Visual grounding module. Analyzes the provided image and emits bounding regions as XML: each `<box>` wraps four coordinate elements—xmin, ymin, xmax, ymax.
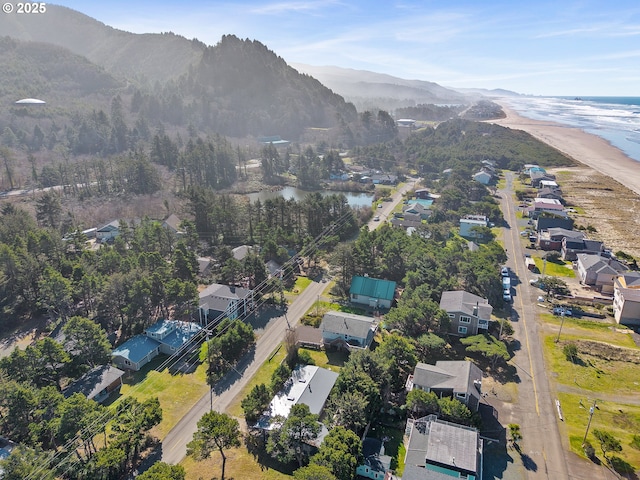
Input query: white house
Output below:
<box><xmin>613</xmin><ymin>272</ymin><xmax>640</xmax><ymax>326</ymax></box>
<box><xmin>459</xmin><ymin>215</ymin><xmax>489</xmax><ymax>238</ymax></box>
<box><xmin>320</xmin><ymin>311</ymin><xmax>378</xmax><ymax>350</ymax></box>
<box><xmin>96</xmin><ymin>220</ymin><xmax>120</xmax><ymax>242</ymax></box>
<box><xmin>199</xmin><ymin>283</ymin><xmax>253</xmax><ymax>324</ymax></box>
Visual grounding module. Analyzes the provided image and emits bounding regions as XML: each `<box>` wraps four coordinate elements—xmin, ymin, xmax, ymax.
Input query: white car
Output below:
<box><xmin>373</xmin><ymin>216</ymin><xmax>380</xmax><ymax>221</ymax></box>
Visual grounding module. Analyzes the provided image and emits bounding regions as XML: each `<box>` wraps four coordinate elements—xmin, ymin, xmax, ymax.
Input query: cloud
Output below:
<box><xmin>249</xmin><ymin>0</ymin><xmax>346</xmax><ymax>15</ymax></box>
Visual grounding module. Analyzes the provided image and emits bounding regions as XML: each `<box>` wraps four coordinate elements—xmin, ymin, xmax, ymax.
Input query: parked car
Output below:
<box><xmin>501</xmin><ymin>266</ymin><xmax>509</xmax><ymax>277</ymax></box>
<box><xmin>553</xmin><ymin>306</ymin><xmax>572</xmax><ymax>317</ymax></box>
<box><xmin>503</xmin><ymin>292</ymin><xmax>512</xmax><ymax>302</ymax></box>
<box><xmin>373</xmin><ymin>216</ymin><xmax>380</xmax><ymax>221</ymax></box>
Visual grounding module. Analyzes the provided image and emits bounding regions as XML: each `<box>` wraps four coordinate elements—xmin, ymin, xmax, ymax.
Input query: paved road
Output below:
<box><xmin>368</xmin><ymin>178</ymin><xmax>417</xmax><ymax>230</ymax></box>
<box><xmin>161</xmin><ymin>280</ymin><xmax>327</xmax><ymax>465</ymax></box>
<box><xmin>499</xmin><ymin>173</ymin><xmax>616</xmax><ymax>480</ymax></box>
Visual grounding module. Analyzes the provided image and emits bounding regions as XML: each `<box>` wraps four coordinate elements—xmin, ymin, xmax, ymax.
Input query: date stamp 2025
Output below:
<box><xmin>3</xmin><ymin>2</ymin><xmax>47</xmax><ymax>14</ymax></box>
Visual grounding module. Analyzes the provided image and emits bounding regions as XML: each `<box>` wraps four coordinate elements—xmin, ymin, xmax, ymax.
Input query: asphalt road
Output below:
<box><xmin>161</xmin><ymin>279</ymin><xmax>327</xmax><ymax>465</ymax></box>
<box><xmin>499</xmin><ymin>173</ymin><xmax>616</xmax><ymax>480</ymax></box>
<box><xmin>367</xmin><ymin>178</ymin><xmax>417</xmax><ymax>230</ymax></box>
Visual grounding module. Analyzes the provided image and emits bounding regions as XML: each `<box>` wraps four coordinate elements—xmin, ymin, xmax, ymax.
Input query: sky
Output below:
<box><xmin>51</xmin><ymin>0</ymin><xmax>640</xmax><ymax>96</ymax></box>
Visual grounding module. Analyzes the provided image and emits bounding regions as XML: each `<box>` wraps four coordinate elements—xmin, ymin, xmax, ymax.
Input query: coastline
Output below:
<box><xmin>488</xmin><ymin>100</ymin><xmax>640</xmax><ymax>197</ymax></box>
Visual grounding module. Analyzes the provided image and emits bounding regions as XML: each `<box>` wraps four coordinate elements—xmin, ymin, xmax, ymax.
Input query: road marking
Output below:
<box><xmin>504</xmin><ymin>183</ymin><xmax>540</xmax><ymax>416</ymax></box>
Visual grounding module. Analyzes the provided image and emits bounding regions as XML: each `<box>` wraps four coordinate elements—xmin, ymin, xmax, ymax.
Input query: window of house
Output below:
<box><xmin>352</xmin><ymin>294</ymin><xmax>358</xmax><ymax>299</ymax></box>
<box><xmin>460</xmin><ymin>315</ymin><xmax>471</xmax><ymax>323</ymax></box>
<box><xmin>458</xmin><ymin>326</ymin><xmax>467</xmax><ymax>334</ymax></box>
<box><xmin>448</xmin><ymin>313</ymin><xmax>455</xmax><ymax>318</ymax></box>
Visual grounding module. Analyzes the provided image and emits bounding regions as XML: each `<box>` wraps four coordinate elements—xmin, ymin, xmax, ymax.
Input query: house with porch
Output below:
<box><xmin>349</xmin><ymin>276</ymin><xmax>396</xmax><ymax>309</ymax></box>
<box><xmin>439</xmin><ymin>290</ymin><xmax>492</xmax><ymax>336</ymax></box>
<box><xmin>576</xmin><ymin>253</ymin><xmax>627</xmax><ymax>294</ymax></box>
<box><xmin>404</xmin><ymin>415</ymin><xmax>483</xmax><ymax>480</ymax></box>
<box><xmin>320</xmin><ymin>311</ymin><xmax>378</xmax><ymax>351</ymax></box>
<box><xmin>198</xmin><ymin>283</ymin><xmax>253</xmax><ymax>324</ymax></box>
<box><xmin>537</xmin><ymin>228</ymin><xmax>584</xmax><ymax>251</ymax></box>
<box><xmin>613</xmin><ymin>272</ymin><xmax>640</xmax><ymax>327</ymax></box>
<box><xmin>459</xmin><ymin>215</ymin><xmax>489</xmax><ymax>239</ymax></box>
<box><xmin>406</xmin><ymin>360</ymin><xmax>483</xmax><ymax>412</ymax></box>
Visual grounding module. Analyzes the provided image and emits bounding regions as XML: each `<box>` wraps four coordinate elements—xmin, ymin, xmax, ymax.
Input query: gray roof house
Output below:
<box><xmin>356</xmin><ymin>437</ymin><xmax>393</xmax><ymax>480</ymax></box>
<box><xmin>96</xmin><ymin>220</ymin><xmax>120</xmax><ymax>242</ymax></box>
<box><xmin>256</xmin><ymin>365</ymin><xmax>338</xmax><ymax>430</ymax></box>
<box><xmin>198</xmin><ymin>283</ymin><xmax>253</xmax><ymax>324</ymax></box>
<box><xmin>440</xmin><ymin>291</ymin><xmax>493</xmax><ymax>337</ymax></box>
<box><xmin>406</xmin><ymin>361</ymin><xmax>483</xmax><ymax>412</ymax></box>
<box><xmin>613</xmin><ymin>272</ymin><xmax>640</xmax><ymax>327</ymax></box>
<box><xmin>576</xmin><ymin>253</ymin><xmax>627</xmax><ymax>294</ymax></box>
<box><xmin>162</xmin><ymin>214</ymin><xmax>184</xmax><ymax>236</ymax></box>
<box><xmin>404</xmin><ymin>415</ymin><xmax>483</xmax><ymax>480</ymax></box>
<box><xmin>562</xmin><ymin>237</ymin><xmax>604</xmax><ymax>261</ymax></box>
<box><xmin>63</xmin><ymin>365</ymin><xmax>125</xmax><ymax>403</ymax></box>
<box><xmin>320</xmin><ymin>311</ymin><xmax>378</xmax><ymax>351</ymax></box>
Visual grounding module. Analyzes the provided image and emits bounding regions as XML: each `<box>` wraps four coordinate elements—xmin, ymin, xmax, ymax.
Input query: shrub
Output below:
<box><xmin>630</xmin><ymin>434</ymin><xmax>640</xmax><ymax>451</ymax></box>
<box><xmin>610</xmin><ymin>456</ymin><xmax>634</xmax><ymax>474</ymax></box>
<box><xmin>563</xmin><ymin>343</ymin><xmax>579</xmax><ymax>363</ymax></box>
<box><xmin>583</xmin><ymin>440</ymin><xmax>596</xmax><ymax>459</ymax></box>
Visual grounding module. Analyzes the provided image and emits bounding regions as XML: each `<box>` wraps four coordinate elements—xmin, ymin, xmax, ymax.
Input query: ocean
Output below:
<box><xmin>503</xmin><ymin>96</ymin><xmax>640</xmax><ymax>163</ymax></box>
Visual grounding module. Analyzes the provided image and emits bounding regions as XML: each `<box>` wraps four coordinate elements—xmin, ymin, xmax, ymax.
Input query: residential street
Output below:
<box><xmin>498</xmin><ymin>172</ymin><xmax>615</xmax><ymax>480</ymax></box>
<box><xmin>161</xmin><ymin>279</ymin><xmax>327</xmax><ymax>465</ymax></box>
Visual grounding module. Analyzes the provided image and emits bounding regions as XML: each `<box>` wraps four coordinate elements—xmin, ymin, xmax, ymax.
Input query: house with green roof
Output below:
<box><xmin>349</xmin><ymin>275</ymin><xmax>396</xmax><ymax>309</ymax></box>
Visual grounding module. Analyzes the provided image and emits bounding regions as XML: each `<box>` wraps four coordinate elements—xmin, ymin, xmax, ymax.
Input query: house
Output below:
<box><xmin>232</xmin><ymin>245</ymin><xmax>253</xmax><ymax>262</ymax></box>
<box><xmin>403</xmin><ymin>202</ymin><xmax>431</xmax><ymax>220</ymax></box>
<box><xmin>111</xmin><ymin>319</ymin><xmax>202</xmax><ymax>371</ymax></box>
<box><xmin>537</xmin><ymin>228</ymin><xmax>584</xmax><ymax>251</ymax></box>
<box><xmin>613</xmin><ymin>272</ymin><xmax>640</xmax><ymax>326</ymax></box>
<box><xmin>390</xmin><ymin>217</ymin><xmax>423</xmax><ymax>231</ymax></box>
<box><xmin>527</xmin><ymin>198</ymin><xmax>566</xmax><ymax>219</ymax></box>
<box><xmin>530</xmin><ymin>170</ymin><xmax>556</xmax><ymax>188</ymax></box>
<box><xmin>96</xmin><ymin>220</ymin><xmax>120</xmax><ymax>242</ymax></box>
<box><xmin>197</xmin><ymin>257</ymin><xmax>213</xmax><ymax>276</ymax></box>
<box><xmin>459</xmin><ymin>215</ymin><xmax>489</xmax><ymax>239</ymax></box>
<box><xmin>320</xmin><ymin>311</ymin><xmax>378</xmax><ymax>350</ymax></box>
<box><xmin>535</xmin><ymin>215</ymin><xmax>574</xmax><ymax>232</ymax></box>
<box><xmin>199</xmin><ymin>283</ymin><xmax>253</xmax><ymax>323</ymax></box>
<box><xmin>371</xmin><ymin>174</ymin><xmax>398</xmax><ymax>185</ymax></box>
<box><xmin>562</xmin><ymin>237</ymin><xmax>604</xmax><ymax>261</ymax></box>
<box><xmin>112</xmin><ymin>335</ymin><xmax>161</xmax><ymax>371</ymax></box>
<box><xmin>414</xmin><ymin>188</ymin><xmax>431</xmax><ymax>200</ymax></box>
<box><xmin>144</xmin><ymin>319</ymin><xmax>202</xmax><ymax>355</ymax></box>
<box><xmin>576</xmin><ymin>254</ymin><xmax>627</xmax><ymax>294</ymax></box>
<box><xmin>349</xmin><ymin>276</ymin><xmax>396</xmax><ymax>309</ymax></box>
<box><xmin>397</xmin><ymin>118</ymin><xmax>416</xmax><ymax>127</ymax></box>
<box><xmin>255</xmin><ymin>365</ymin><xmax>338</xmax><ymax>430</ymax></box>
<box><xmin>539</xmin><ymin>179</ymin><xmax>559</xmax><ymax>190</ymax></box>
<box><xmin>406</xmin><ymin>361</ymin><xmax>483</xmax><ymax>412</ymax></box>
<box><xmin>0</xmin><ymin>437</ymin><xmax>16</xmax><ymax>477</ymax></box>
<box><xmin>258</xmin><ymin>135</ymin><xmax>290</xmax><ymax>147</ymax></box>
<box><xmin>537</xmin><ymin>187</ymin><xmax>564</xmax><ymax>202</ymax></box>
<box><xmin>162</xmin><ymin>214</ymin><xmax>184</xmax><ymax>236</ymax></box>
<box><xmin>63</xmin><ymin>365</ymin><xmax>125</xmax><ymax>403</ymax></box>
<box><xmin>472</xmin><ymin>170</ymin><xmax>493</xmax><ymax>185</ymax></box>
<box><xmin>356</xmin><ymin>437</ymin><xmax>393</xmax><ymax>480</ymax></box>
<box><xmin>404</xmin><ymin>415</ymin><xmax>483</xmax><ymax>480</ymax></box>
<box><xmin>439</xmin><ymin>290</ymin><xmax>493</xmax><ymax>336</ymax></box>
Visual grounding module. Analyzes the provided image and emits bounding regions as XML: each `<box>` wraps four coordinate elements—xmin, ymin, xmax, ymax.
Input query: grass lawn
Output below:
<box><xmin>285</xmin><ymin>276</ymin><xmax>312</xmax><ymax>296</ymax></box>
<box><xmin>298</xmin><ymin>347</ymin><xmax>348</xmax><ymax>371</ymax></box>
<box><xmin>558</xmin><ymin>391</ymin><xmax>640</xmax><ymax>471</ymax></box>
<box><xmin>181</xmin><ymin>444</ymin><xmax>293</xmax><ymax>480</ymax></box>
<box><xmin>540</xmin><ymin>314</ymin><xmax>637</xmax><ymax>349</ymax></box>
<box><xmin>227</xmin><ymin>345</ymin><xmax>287</xmax><ymax>419</ymax></box>
<box><xmin>115</xmin><ymin>355</ymin><xmax>209</xmax><ymax>439</ymax></box>
<box><xmin>543</xmin><ymin>334</ymin><xmax>640</xmax><ymax>395</ymax></box>
<box><xmin>533</xmin><ymin>257</ymin><xmax>575</xmax><ymax>277</ymax></box>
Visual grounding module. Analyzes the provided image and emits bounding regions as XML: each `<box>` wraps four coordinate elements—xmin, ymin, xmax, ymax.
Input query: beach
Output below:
<box><xmin>489</xmin><ymin>100</ymin><xmax>640</xmax><ymax>259</ymax></box>
<box><xmin>489</xmin><ymin>101</ymin><xmax>640</xmax><ymax>197</ymax></box>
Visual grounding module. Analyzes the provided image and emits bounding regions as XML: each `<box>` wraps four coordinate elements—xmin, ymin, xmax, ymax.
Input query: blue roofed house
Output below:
<box><xmin>349</xmin><ymin>276</ymin><xmax>396</xmax><ymax>309</ymax></box>
<box><xmin>112</xmin><ymin>319</ymin><xmax>202</xmax><ymax>371</ymax></box>
<box><xmin>320</xmin><ymin>311</ymin><xmax>378</xmax><ymax>351</ymax></box>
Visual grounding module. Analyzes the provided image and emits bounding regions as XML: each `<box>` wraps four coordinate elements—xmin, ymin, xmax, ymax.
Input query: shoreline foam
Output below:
<box><xmin>488</xmin><ymin>100</ymin><xmax>640</xmax><ymax>197</ymax></box>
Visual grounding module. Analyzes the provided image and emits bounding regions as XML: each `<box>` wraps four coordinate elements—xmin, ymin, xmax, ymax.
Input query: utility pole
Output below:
<box><xmin>582</xmin><ymin>400</ymin><xmax>597</xmax><ymax>447</ymax></box>
<box><xmin>555</xmin><ymin>310</ymin><xmax>566</xmax><ymax>343</ymax></box>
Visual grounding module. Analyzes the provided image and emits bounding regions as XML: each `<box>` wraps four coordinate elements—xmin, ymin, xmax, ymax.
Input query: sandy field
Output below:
<box><xmin>489</xmin><ymin>101</ymin><xmax>640</xmax><ymax>259</ymax></box>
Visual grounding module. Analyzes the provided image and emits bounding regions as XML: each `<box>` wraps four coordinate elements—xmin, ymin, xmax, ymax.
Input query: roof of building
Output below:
<box><xmin>197</xmin><ymin>257</ymin><xmax>212</xmax><ymax>274</ymax></box>
<box><xmin>321</xmin><ymin>311</ymin><xmax>377</xmax><ymax>340</ymax></box>
<box><xmin>412</xmin><ymin>361</ymin><xmax>481</xmax><ymax>395</ymax></box>
<box><xmin>63</xmin><ymin>365</ymin><xmax>125</xmax><ymax>400</ymax></box>
<box><xmin>350</xmin><ymin>276</ymin><xmax>396</xmax><ymax>301</ymax></box>
<box><xmin>578</xmin><ymin>254</ymin><xmax>627</xmax><ymax>275</ymax></box>
<box><xmin>199</xmin><ymin>283</ymin><xmax>252</xmax><ymax>304</ymax></box>
<box><xmin>145</xmin><ymin>320</ymin><xmax>202</xmax><ymax>349</ymax></box>
<box><xmin>533</xmin><ymin>198</ymin><xmax>564</xmax><ymax>210</ymax></box>
<box><xmin>401</xmin><ymin>464</ymin><xmax>467</xmax><ymax>480</ymax></box>
<box><xmin>163</xmin><ymin>214</ymin><xmax>182</xmax><ymax>232</ymax></box>
<box><xmin>112</xmin><ymin>335</ymin><xmax>160</xmax><ymax>364</ymax></box>
<box><xmin>361</xmin><ymin>438</ymin><xmax>392</xmax><ymax>473</ymax></box>
<box><xmin>547</xmin><ymin>227</ymin><xmax>582</xmax><ymax>240</ymax></box>
<box><xmin>97</xmin><ymin>220</ymin><xmax>120</xmax><ymax>232</ymax></box>
<box><xmin>405</xmin><ymin>416</ymin><xmax>480</xmax><ymax>475</ymax></box>
<box><xmin>258</xmin><ymin>365</ymin><xmax>338</xmax><ymax>429</ymax></box>
<box><xmin>232</xmin><ymin>245</ymin><xmax>253</xmax><ymax>261</ymax></box>
<box><xmin>617</xmin><ymin>272</ymin><xmax>640</xmax><ymax>289</ymax></box>
<box><xmin>439</xmin><ymin>291</ymin><xmax>492</xmax><ymax>320</ymax></box>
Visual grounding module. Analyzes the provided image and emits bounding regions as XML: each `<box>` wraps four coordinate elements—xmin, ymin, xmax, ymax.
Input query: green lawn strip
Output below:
<box><xmin>226</xmin><ymin>345</ymin><xmax>287</xmax><ymax>419</ymax></box>
<box><xmin>285</xmin><ymin>276</ymin><xmax>313</xmax><ymax>296</ymax></box>
<box><xmin>533</xmin><ymin>257</ymin><xmax>575</xmax><ymax>277</ymax></box>
<box><xmin>543</xmin><ymin>335</ymin><xmax>639</xmax><ymax>395</ymax></box>
<box><xmin>116</xmin><ymin>355</ymin><xmax>209</xmax><ymax>439</ymax></box>
<box><xmin>540</xmin><ymin>314</ymin><xmax>637</xmax><ymax>349</ymax></box>
<box><xmin>558</xmin><ymin>392</ymin><xmax>640</xmax><ymax>469</ymax></box>
<box><xmin>298</xmin><ymin>347</ymin><xmax>348</xmax><ymax>371</ymax></box>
